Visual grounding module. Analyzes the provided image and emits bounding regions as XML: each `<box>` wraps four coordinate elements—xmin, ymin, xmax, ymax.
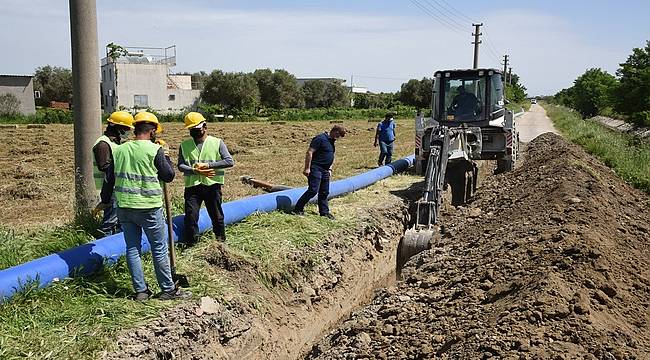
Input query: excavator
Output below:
<box><xmin>397</xmin><ymin>68</ymin><xmax>519</xmax><ymax>269</ymax></box>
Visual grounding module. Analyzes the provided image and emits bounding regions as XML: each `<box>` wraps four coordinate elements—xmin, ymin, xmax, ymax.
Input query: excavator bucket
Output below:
<box><xmin>397</xmin><ymin>228</ymin><xmax>438</xmax><ymax>272</ymax></box>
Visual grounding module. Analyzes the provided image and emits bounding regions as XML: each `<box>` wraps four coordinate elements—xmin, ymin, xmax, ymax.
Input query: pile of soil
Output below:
<box><xmin>308</xmin><ymin>133</ymin><xmax>650</xmax><ymax>359</ymax></box>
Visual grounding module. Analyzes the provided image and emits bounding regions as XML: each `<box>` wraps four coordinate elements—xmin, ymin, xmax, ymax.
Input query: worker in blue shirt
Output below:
<box><xmin>292</xmin><ymin>125</ymin><xmax>347</xmax><ymax>220</ymax></box>
<box><xmin>374</xmin><ymin>113</ymin><xmax>396</xmax><ymax>166</ymax></box>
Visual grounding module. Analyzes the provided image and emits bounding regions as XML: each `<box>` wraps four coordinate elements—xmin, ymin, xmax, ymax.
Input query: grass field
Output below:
<box><xmin>543</xmin><ymin>103</ymin><xmax>650</xmax><ymax>194</ymax></box>
<box><xmin>0</xmin><ymin>118</ymin><xmax>415</xmax><ymax>230</ymax></box>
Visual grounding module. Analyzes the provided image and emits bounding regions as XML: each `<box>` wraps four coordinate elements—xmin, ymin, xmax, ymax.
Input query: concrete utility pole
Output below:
<box><xmin>472</xmin><ymin>23</ymin><xmax>483</xmax><ymax>69</ymax></box>
<box><xmin>69</xmin><ymin>0</ymin><xmax>102</xmax><ymax>216</ymax></box>
<box><xmin>508</xmin><ymin>67</ymin><xmax>513</xmax><ymax>85</ymax></box>
<box><xmin>502</xmin><ymin>54</ymin><xmax>509</xmax><ymax>82</ymax></box>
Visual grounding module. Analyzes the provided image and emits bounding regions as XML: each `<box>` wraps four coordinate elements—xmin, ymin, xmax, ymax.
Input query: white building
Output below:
<box><xmin>101</xmin><ymin>45</ymin><xmax>201</xmax><ymax>114</ymax></box>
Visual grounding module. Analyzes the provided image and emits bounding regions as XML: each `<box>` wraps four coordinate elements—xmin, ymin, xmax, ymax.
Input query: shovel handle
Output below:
<box><xmin>163</xmin><ymin>182</ymin><xmax>176</xmax><ymax>268</ymax></box>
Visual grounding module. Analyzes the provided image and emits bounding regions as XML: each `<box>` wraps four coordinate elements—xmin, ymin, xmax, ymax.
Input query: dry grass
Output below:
<box><xmin>0</xmin><ymin>119</ymin><xmax>415</xmax><ymax>230</ymax></box>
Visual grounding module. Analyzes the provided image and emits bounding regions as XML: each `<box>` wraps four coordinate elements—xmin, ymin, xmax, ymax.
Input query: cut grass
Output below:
<box><xmin>226</xmin><ymin>208</ymin><xmax>351</xmax><ymax>287</ymax></box>
<box><xmin>0</xmin><ymin>258</ymin><xmax>173</xmax><ymax>360</ymax></box>
<box><xmin>0</xmin><ymin>173</ymin><xmax>418</xmax><ymax>359</ymax></box>
<box><xmin>544</xmin><ymin>103</ymin><xmax>650</xmax><ymax>194</ymax></box>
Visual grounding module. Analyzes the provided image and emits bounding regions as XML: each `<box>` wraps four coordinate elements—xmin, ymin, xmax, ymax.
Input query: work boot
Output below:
<box><xmin>321</xmin><ymin>213</ymin><xmax>335</xmax><ymax>220</ymax></box>
<box><xmin>158</xmin><ymin>288</ymin><xmax>192</xmax><ymax>301</ymax></box>
<box><xmin>134</xmin><ymin>288</ymin><xmax>152</xmax><ymax>301</ymax></box>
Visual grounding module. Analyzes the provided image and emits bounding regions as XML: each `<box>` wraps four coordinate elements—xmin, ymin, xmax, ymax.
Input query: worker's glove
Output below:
<box><xmin>155</xmin><ymin>139</ymin><xmax>170</xmax><ymax>156</ymax></box>
<box><xmin>92</xmin><ymin>202</ymin><xmax>110</xmax><ymax>217</ymax></box>
<box><xmin>194</xmin><ymin>167</ymin><xmax>216</xmax><ymax>178</ymax></box>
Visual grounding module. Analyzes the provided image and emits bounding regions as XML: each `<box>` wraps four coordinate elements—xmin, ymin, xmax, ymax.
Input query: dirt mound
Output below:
<box><xmin>308</xmin><ymin>133</ymin><xmax>650</xmax><ymax>359</ymax></box>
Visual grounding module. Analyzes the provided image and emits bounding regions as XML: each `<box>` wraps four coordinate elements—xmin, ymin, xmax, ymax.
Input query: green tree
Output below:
<box><xmin>323</xmin><ymin>81</ymin><xmax>349</xmax><ymax>107</ymax></box>
<box><xmin>571</xmin><ymin>68</ymin><xmax>617</xmax><ymax>117</ymax></box>
<box><xmin>201</xmin><ymin>70</ymin><xmax>260</xmax><ymax>113</ymax></box>
<box><xmin>505</xmin><ymin>73</ymin><xmax>528</xmax><ymax>103</ymax></box>
<box><xmin>253</xmin><ymin>69</ymin><xmax>304</xmax><ymax>109</ymax></box>
<box><xmin>302</xmin><ymin>80</ymin><xmax>326</xmax><ymax>108</ymax></box>
<box><xmin>33</xmin><ymin>66</ymin><xmax>73</xmax><ymax>106</ymax></box>
<box><xmin>615</xmin><ymin>41</ymin><xmax>650</xmax><ymax>117</ymax></box>
<box><xmin>399</xmin><ymin>78</ymin><xmax>432</xmax><ymax>109</ymax></box>
<box><xmin>553</xmin><ymin>87</ymin><xmax>576</xmax><ymax>108</ymax></box>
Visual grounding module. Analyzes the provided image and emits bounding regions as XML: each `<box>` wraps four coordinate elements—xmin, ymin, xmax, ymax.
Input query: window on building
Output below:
<box><xmin>168</xmin><ymin>94</ymin><xmax>176</xmax><ymax>101</ymax></box>
<box><xmin>134</xmin><ymin>95</ymin><xmax>148</xmax><ymax>108</ymax></box>
<box><xmin>109</xmin><ymin>68</ymin><xmax>112</xmax><ymax>81</ymax></box>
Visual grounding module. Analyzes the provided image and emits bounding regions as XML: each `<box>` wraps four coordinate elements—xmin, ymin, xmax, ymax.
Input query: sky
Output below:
<box><xmin>1</xmin><ymin>0</ymin><xmax>648</xmax><ymax>96</ymax></box>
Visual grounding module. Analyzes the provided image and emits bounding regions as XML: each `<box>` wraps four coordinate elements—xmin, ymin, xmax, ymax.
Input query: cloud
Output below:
<box><xmin>0</xmin><ymin>2</ymin><xmax>636</xmax><ymax>95</ymax></box>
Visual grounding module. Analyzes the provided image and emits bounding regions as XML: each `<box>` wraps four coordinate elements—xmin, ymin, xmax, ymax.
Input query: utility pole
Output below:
<box><xmin>508</xmin><ymin>67</ymin><xmax>513</xmax><ymax>85</ymax></box>
<box><xmin>69</xmin><ymin>0</ymin><xmax>102</xmax><ymax>217</ymax></box>
<box><xmin>502</xmin><ymin>54</ymin><xmax>509</xmax><ymax>82</ymax></box>
<box><xmin>472</xmin><ymin>23</ymin><xmax>483</xmax><ymax>69</ymax></box>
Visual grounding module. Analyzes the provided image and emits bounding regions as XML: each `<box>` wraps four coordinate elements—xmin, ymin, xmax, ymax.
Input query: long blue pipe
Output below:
<box><xmin>0</xmin><ymin>155</ymin><xmax>414</xmax><ymax>300</ymax></box>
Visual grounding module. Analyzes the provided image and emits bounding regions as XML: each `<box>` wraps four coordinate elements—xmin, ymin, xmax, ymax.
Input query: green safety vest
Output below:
<box><xmin>92</xmin><ymin>135</ymin><xmax>118</xmax><ymax>190</ymax></box>
<box><xmin>113</xmin><ymin>140</ymin><xmax>163</xmax><ymax>209</ymax></box>
<box><xmin>180</xmin><ymin>136</ymin><xmax>225</xmax><ymax>187</ymax></box>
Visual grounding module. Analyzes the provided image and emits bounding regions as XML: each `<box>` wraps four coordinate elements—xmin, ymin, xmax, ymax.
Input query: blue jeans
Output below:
<box><xmin>294</xmin><ymin>165</ymin><xmax>331</xmax><ymax>215</ymax></box>
<box><xmin>117</xmin><ymin>207</ymin><xmax>175</xmax><ymax>293</ymax></box>
<box><xmin>378</xmin><ymin>141</ymin><xmax>394</xmax><ymax>165</ymax></box>
<box><xmin>97</xmin><ymin>195</ymin><xmax>120</xmax><ymax>237</ymax></box>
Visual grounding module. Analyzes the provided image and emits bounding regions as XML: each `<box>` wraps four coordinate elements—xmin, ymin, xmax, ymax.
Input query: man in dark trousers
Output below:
<box><xmin>292</xmin><ymin>125</ymin><xmax>346</xmax><ymax>219</ymax></box>
<box><xmin>178</xmin><ymin>112</ymin><xmax>234</xmax><ymax>245</ymax></box>
<box><xmin>374</xmin><ymin>113</ymin><xmax>396</xmax><ymax>166</ymax></box>
<box><xmin>92</xmin><ymin>111</ymin><xmax>133</xmax><ymax>237</ymax></box>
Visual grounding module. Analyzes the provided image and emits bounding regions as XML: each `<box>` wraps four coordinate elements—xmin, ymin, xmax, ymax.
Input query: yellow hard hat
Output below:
<box><xmin>183</xmin><ymin>112</ymin><xmax>207</xmax><ymax>129</ymax></box>
<box><xmin>107</xmin><ymin>111</ymin><xmax>134</xmax><ymax>129</ymax></box>
<box><xmin>133</xmin><ymin>111</ymin><xmax>162</xmax><ymax>133</ymax></box>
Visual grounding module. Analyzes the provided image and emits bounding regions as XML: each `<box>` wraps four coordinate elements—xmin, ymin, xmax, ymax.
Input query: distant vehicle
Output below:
<box><xmin>531</xmin><ymin>98</ymin><xmax>537</xmax><ymax>104</ymax></box>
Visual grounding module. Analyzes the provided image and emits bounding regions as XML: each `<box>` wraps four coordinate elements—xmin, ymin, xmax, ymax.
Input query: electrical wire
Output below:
<box><xmin>408</xmin><ymin>0</ymin><xmax>466</xmax><ymax>36</ymax></box>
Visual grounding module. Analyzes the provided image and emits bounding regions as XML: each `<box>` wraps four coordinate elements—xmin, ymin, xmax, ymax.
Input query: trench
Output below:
<box><xmin>223</xmin><ymin>204</ymin><xmax>412</xmax><ymax>360</ymax></box>
<box><xmin>266</xmin><ymin>162</ymin><xmax>496</xmax><ymax>359</ymax></box>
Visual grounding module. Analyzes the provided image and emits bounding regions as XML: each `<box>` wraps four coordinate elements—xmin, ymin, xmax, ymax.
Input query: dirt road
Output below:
<box><xmin>516</xmin><ymin>103</ymin><xmax>559</xmax><ymax>142</ymax></box>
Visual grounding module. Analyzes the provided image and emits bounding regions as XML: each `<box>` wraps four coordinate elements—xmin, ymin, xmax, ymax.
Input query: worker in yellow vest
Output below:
<box><xmin>100</xmin><ymin>111</ymin><xmax>190</xmax><ymax>301</ymax></box>
<box><xmin>92</xmin><ymin>111</ymin><xmax>133</xmax><ymax>237</ymax></box>
<box><xmin>178</xmin><ymin>112</ymin><xmax>234</xmax><ymax>245</ymax></box>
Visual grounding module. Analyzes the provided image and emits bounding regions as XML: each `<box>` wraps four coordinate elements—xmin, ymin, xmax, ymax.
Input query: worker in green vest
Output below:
<box><xmin>100</xmin><ymin>111</ymin><xmax>191</xmax><ymax>301</ymax></box>
<box><xmin>92</xmin><ymin>111</ymin><xmax>133</xmax><ymax>237</ymax></box>
<box><xmin>178</xmin><ymin>112</ymin><xmax>234</xmax><ymax>246</ymax></box>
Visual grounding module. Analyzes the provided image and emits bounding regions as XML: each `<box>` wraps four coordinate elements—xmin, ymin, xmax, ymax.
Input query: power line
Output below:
<box><xmin>436</xmin><ymin>0</ymin><xmax>477</xmax><ymax>24</ymax></box>
<box><xmin>408</xmin><ymin>0</ymin><xmax>465</xmax><ymax>35</ymax></box>
<box><xmin>420</xmin><ymin>0</ymin><xmax>469</xmax><ymax>31</ymax></box>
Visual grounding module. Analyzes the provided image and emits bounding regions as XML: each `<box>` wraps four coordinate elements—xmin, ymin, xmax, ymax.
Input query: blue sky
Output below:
<box><xmin>1</xmin><ymin>0</ymin><xmax>648</xmax><ymax>95</ymax></box>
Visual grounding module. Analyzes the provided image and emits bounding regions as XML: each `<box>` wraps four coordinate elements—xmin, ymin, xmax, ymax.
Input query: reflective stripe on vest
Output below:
<box><xmin>113</xmin><ymin>140</ymin><xmax>163</xmax><ymax>209</ymax></box>
<box><xmin>92</xmin><ymin>135</ymin><xmax>118</xmax><ymax>190</ymax></box>
<box><xmin>180</xmin><ymin>136</ymin><xmax>225</xmax><ymax>187</ymax></box>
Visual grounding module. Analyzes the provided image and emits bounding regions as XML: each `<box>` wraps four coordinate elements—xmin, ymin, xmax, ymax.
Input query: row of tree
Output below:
<box><xmin>23</xmin><ymin>64</ymin><xmax>530</xmax><ymax>116</ymax></box>
<box><xmin>200</xmin><ymin>69</ymin><xmax>351</xmax><ymax>112</ymax></box>
<box><xmin>552</xmin><ymin>41</ymin><xmax>650</xmax><ymax>126</ymax></box>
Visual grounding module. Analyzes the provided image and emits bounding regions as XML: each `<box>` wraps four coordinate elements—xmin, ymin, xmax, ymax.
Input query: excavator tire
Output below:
<box><xmin>397</xmin><ymin>228</ymin><xmax>435</xmax><ymax>272</ymax></box>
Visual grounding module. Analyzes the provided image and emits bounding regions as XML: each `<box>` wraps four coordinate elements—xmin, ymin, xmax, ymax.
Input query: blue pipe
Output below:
<box><xmin>0</xmin><ymin>155</ymin><xmax>414</xmax><ymax>300</ymax></box>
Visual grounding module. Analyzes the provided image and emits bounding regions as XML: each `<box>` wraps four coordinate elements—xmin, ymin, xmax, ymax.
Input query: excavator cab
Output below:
<box><xmin>434</xmin><ymin>69</ymin><xmax>505</xmax><ymax>126</ymax></box>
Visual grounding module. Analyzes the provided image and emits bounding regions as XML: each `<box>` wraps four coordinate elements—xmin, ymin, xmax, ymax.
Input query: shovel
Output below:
<box><xmin>163</xmin><ymin>182</ymin><xmax>190</xmax><ymax>288</ymax></box>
